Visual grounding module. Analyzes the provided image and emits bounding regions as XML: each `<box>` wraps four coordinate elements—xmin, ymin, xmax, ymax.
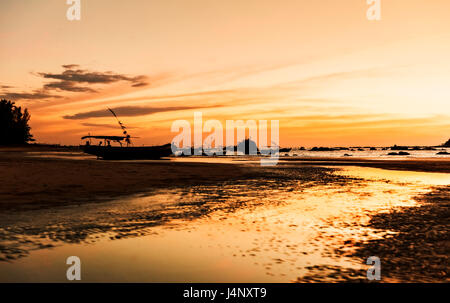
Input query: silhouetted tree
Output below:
<box><xmin>0</xmin><ymin>99</ymin><xmax>34</xmax><ymax>144</ymax></box>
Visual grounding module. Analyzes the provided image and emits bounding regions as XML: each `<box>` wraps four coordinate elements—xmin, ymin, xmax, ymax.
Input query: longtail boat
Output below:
<box><xmin>80</xmin><ymin>108</ymin><xmax>172</xmax><ymax>160</ymax></box>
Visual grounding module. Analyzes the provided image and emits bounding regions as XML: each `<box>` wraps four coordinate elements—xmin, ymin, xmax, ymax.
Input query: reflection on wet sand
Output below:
<box><xmin>0</xmin><ymin>163</ymin><xmax>446</xmax><ymax>282</ymax></box>
<box><xmin>338</xmin><ymin>186</ymin><xmax>449</xmax><ymax>283</ymax></box>
<box><xmin>0</xmin><ymin>167</ymin><xmax>343</xmax><ymax>261</ymax></box>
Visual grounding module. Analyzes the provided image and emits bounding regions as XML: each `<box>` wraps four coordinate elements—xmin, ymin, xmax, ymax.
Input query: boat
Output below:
<box><xmin>81</xmin><ymin>139</ymin><xmax>172</xmax><ymax>160</ymax></box>
<box><xmin>80</xmin><ymin>108</ymin><xmax>172</xmax><ymax>160</ymax></box>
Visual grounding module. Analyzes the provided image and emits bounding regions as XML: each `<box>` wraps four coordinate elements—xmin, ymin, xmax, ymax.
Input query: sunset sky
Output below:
<box><xmin>1</xmin><ymin>0</ymin><xmax>449</xmax><ymax>147</ymax></box>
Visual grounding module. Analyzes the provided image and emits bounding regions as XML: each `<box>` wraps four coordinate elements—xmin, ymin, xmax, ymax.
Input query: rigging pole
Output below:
<box><xmin>108</xmin><ymin>108</ymin><xmax>132</xmax><ymax>146</ymax></box>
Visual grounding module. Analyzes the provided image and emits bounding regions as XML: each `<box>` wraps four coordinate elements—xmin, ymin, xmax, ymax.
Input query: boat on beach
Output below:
<box><xmin>81</xmin><ymin>139</ymin><xmax>172</xmax><ymax>160</ymax></box>
<box><xmin>80</xmin><ymin>108</ymin><xmax>172</xmax><ymax>160</ymax></box>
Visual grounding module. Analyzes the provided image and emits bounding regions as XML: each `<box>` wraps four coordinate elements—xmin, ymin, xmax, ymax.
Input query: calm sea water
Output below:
<box><xmin>283</xmin><ymin>147</ymin><xmax>450</xmax><ymax>159</ymax></box>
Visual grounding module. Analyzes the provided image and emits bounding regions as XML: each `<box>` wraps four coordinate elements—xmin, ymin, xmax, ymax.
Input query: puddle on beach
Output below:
<box><xmin>333</xmin><ymin>166</ymin><xmax>450</xmax><ymax>186</ymax></box>
<box><xmin>22</xmin><ymin>151</ymin><xmax>97</xmax><ymax>160</ymax></box>
<box><xmin>0</xmin><ymin>165</ymin><xmax>443</xmax><ymax>282</ymax></box>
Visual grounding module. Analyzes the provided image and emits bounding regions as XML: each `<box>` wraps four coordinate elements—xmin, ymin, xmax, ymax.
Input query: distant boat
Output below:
<box><xmin>80</xmin><ymin>108</ymin><xmax>172</xmax><ymax>160</ymax></box>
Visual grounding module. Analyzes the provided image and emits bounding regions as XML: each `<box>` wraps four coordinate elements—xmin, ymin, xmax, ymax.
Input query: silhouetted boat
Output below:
<box><xmin>80</xmin><ymin>108</ymin><xmax>172</xmax><ymax>160</ymax></box>
<box><xmin>81</xmin><ymin>141</ymin><xmax>172</xmax><ymax>160</ymax></box>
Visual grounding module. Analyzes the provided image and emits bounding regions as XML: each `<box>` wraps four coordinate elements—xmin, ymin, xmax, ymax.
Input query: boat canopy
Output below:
<box><xmin>81</xmin><ymin>135</ymin><xmax>127</xmax><ymax>141</ymax></box>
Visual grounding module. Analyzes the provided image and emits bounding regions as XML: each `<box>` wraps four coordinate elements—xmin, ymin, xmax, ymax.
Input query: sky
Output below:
<box><xmin>1</xmin><ymin>0</ymin><xmax>449</xmax><ymax>147</ymax></box>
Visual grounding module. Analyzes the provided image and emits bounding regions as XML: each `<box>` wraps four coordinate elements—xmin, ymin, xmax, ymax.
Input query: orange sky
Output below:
<box><xmin>1</xmin><ymin>0</ymin><xmax>449</xmax><ymax>147</ymax></box>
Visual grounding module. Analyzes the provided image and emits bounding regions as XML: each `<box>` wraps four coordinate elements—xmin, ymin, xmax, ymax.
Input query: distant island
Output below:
<box><xmin>443</xmin><ymin>139</ymin><xmax>450</xmax><ymax>147</ymax></box>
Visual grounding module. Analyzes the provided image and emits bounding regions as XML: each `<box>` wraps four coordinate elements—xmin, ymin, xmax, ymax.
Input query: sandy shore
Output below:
<box><xmin>0</xmin><ymin>148</ymin><xmax>252</xmax><ymax>209</ymax></box>
<box><xmin>0</xmin><ymin>146</ymin><xmax>448</xmax><ymax>282</ymax></box>
<box><xmin>349</xmin><ymin>186</ymin><xmax>449</xmax><ymax>282</ymax></box>
<box><xmin>1</xmin><ymin>146</ymin><xmax>449</xmax><ymax>209</ymax></box>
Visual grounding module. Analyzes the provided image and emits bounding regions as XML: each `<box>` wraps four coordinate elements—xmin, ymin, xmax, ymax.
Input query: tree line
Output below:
<box><xmin>0</xmin><ymin>99</ymin><xmax>34</xmax><ymax>145</ymax></box>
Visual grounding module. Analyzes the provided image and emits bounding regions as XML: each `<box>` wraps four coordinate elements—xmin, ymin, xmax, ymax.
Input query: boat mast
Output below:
<box><xmin>108</xmin><ymin>108</ymin><xmax>132</xmax><ymax>147</ymax></box>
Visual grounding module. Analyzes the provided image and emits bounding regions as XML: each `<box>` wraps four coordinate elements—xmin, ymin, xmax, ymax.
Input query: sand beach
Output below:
<box><xmin>0</xmin><ymin>146</ymin><xmax>448</xmax><ymax>282</ymax></box>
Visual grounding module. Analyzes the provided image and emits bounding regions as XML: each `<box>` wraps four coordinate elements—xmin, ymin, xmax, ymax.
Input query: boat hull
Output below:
<box><xmin>81</xmin><ymin>144</ymin><xmax>172</xmax><ymax>160</ymax></box>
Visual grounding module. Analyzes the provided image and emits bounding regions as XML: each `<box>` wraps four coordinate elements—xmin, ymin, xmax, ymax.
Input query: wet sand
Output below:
<box><xmin>345</xmin><ymin>186</ymin><xmax>449</xmax><ymax>282</ymax></box>
<box><xmin>0</xmin><ymin>148</ymin><xmax>253</xmax><ymax>209</ymax></box>
<box><xmin>297</xmin><ymin>184</ymin><xmax>449</xmax><ymax>283</ymax></box>
<box><xmin>1</xmin><ymin>148</ymin><xmax>449</xmax><ymax>210</ymax></box>
<box><xmin>278</xmin><ymin>157</ymin><xmax>450</xmax><ymax>173</ymax></box>
<box><xmin>0</xmin><ymin>146</ymin><xmax>448</xmax><ymax>282</ymax></box>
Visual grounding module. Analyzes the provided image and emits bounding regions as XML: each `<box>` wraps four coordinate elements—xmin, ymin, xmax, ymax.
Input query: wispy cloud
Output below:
<box><xmin>81</xmin><ymin>122</ymin><xmax>140</xmax><ymax>129</ymax></box>
<box><xmin>63</xmin><ymin>105</ymin><xmax>222</xmax><ymax>120</ymax></box>
<box><xmin>43</xmin><ymin>81</ymin><xmax>96</xmax><ymax>93</ymax></box>
<box><xmin>0</xmin><ymin>90</ymin><xmax>61</xmax><ymax>100</ymax></box>
<box><xmin>38</xmin><ymin>64</ymin><xmax>149</xmax><ymax>92</ymax></box>
<box><xmin>0</xmin><ymin>65</ymin><xmax>151</xmax><ymax>101</ymax></box>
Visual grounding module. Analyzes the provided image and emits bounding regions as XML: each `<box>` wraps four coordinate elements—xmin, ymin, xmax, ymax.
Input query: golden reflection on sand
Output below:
<box><xmin>0</xmin><ymin>165</ymin><xmax>440</xmax><ymax>282</ymax></box>
<box><xmin>333</xmin><ymin>166</ymin><xmax>450</xmax><ymax>186</ymax></box>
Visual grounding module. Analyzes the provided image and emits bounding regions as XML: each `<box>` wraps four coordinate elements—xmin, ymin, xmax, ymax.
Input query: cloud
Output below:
<box><xmin>61</xmin><ymin>64</ymin><xmax>80</xmax><ymax>69</ymax></box>
<box><xmin>63</xmin><ymin>105</ymin><xmax>221</xmax><ymax>120</ymax></box>
<box><xmin>278</xmin><ymin>67</ymin><xmax>395</xmax><ymax>89</ymax></box>
<box><xmin>0</xmin><ymin>90</ymin><xmax>60</xmax><ymax>100</ymax></box>
<box><xmin>1</xmin><ymin>65</ymin><xmax>151</xmax><ymax>101</ymax></box>
<box><xmin>81</xmin><ymin>122</ymin><xmax>139</xmax><ymax>129</ymax></box>
<box><xmin>38</xmin><ymin>64</ymin><xmax>149</xmax><ymax>92</ymax></box>
<box><xmin>43</xmin><ymin>81</ymin><xmax>96</xmax><ymax>93</ymax></box>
